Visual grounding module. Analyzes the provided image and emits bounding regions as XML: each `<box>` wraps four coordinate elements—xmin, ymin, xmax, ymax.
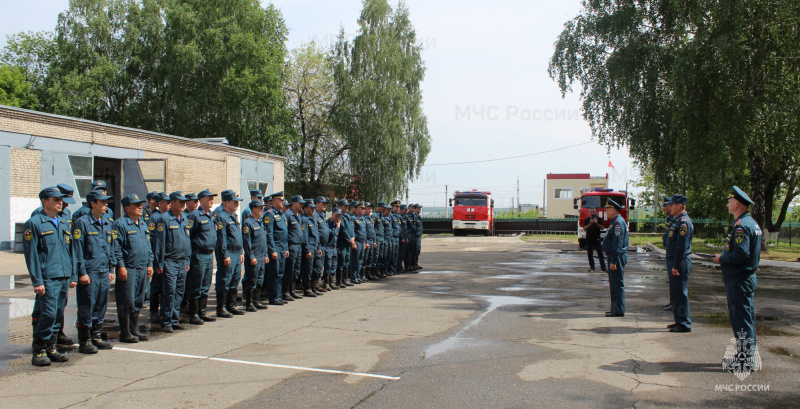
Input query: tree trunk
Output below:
<box><xmin>748</xmin><ymin>149</ymin><xmax>768</xmax><ymax>252</ymax></box>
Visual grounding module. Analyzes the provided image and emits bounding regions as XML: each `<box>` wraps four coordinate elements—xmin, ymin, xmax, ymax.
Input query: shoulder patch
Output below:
<box><xmin>73</xmin><ymin>228</ymin><xmax>82</xmax><ymax>240</ymax></box>
<box><xmin>243</xmin><ymin>225</ymin><xmax>250</xmax><ymax>234</ymax></box>
<box><xmin>148</xmin><ymin>222</ymin><xmax>155</xmax><ymax>231</ymax></box>
<box><xmin>157</xmin><ymin>223</ymin><xmax>164</xmax><ymax>232</ymax></box>
<box><xmin>112</xmin><ymin>230</ymin><xmax>119</xmax><ymax>240</ymax></box>
<box><xmin>216</xmin><ymin>221</ymin><xmax>223</xmax><ymax>230</ymax></box>
<box><xmin>735</xmin><ymin>230</ymin><xmax>745</xmax><ymax>244</ymax></box>
<box><xmin>680</xmin><ymin>225</ymin><xmax>687</xmax><ymax>236</ymax></box>
<box><xmin>24</xmin><ymin>229</ymin><xmax>33</xmax><ymax>241</ymax></box>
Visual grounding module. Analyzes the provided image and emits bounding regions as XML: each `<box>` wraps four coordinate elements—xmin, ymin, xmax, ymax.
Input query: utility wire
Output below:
<box><xmin>422</xmin><ymin>141</ymin><xmax>594</xmax><ymax>166</ymax></box>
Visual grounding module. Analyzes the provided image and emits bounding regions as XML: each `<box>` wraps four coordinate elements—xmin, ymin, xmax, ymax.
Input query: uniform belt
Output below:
<box><xmin>195</xmin><ymin>249</ymin><xmax>214</xmax><ymax>255</ymax></box>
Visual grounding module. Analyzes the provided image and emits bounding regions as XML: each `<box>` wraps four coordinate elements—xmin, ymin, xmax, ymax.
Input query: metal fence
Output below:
<box><xmin>421</xmin><ymin>218</ymin><xmax>579</xmax><ymax>235</ymax></box>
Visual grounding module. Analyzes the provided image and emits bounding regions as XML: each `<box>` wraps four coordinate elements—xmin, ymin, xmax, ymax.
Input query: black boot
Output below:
<box><xmin>244</xmin><ymin>290</ymin><xmax>257</xmax><ymax>312</ymax></box>
<box><xmin>77</xmin><ymin>326</ymin><xmax>97</xmax><ymax>354</ymax></box>
<box><xmin>227</xmin><ymin>291</ymin><xmax>245</xmax><ymax>315</ymax></box>
<box><xmin>31</xmin><ymin>335</ymin><xmax>51</xmax><ymax>366</ymax></box>
<box><xmin>312</xmin><ymin>278</ymin><xmax>324</xmax><ymax>295</ymax></box>
<box><xmin>344</xmin><ymin>268</ymin><xmax>354</xmax><ymax>286</ymax></box>
<box><xmin>290</xmin><ymin>281</ymin><xmax>303</xmax><ymax>299</ymax></box>
<box><xmin>150</xmin><ymin>293</ymin><xmax>161</xmax><ymax>323</ymax></box>
<box><xmin>46</xmin><ymin>336</ymin><xmax>69</xmax><ymax>362</ymax></box>
<box><xmin>327</xmin><ymin>275</ymin><xmax>338</xmax><ymax>290</ymax></box>
<box><xmin>302</xmin><ymin>277</ymin><xmax>317</xmax><ymax>297</ymax></box>
<box><xmin>216</xmin><ymin>292</ymin><xmax>233</xmax><ymax>318</ymax></box>
<box><xmin>334</xmin><ymin>269</ymin><xmax>344</xmax><ymax>288</ymax></box>
<box><xmin>252</xmin><ymin>289</ymin><xmax>268</xmax><ymax>310</ymax></box>
<box><xmin>187</xmin><ymin>298</ymin><xmax>204</xmax><ymax>325</ymax></box>
<box><xmin>315</xmin><ymin>278</ymin><xmax>328</xmax><ymax>292</ymax></box>
<box><xmin>198</xmin><ymin>296</ymin><xmax>216</xmax><ymax>322</ymax></box>
<box><xmin>130</xmin><ymin>311</ymin><xmax>148</xmax><ymax>341</ymax></box>
<box><xmin>91</xmin><ymin>325</ymin><xmax>113</xmax><ymax>349</ymax></box>
<box><xmin>56</xmin><ymin>328</ymin><xmax>75</xmax><ymax>346</ymax></box>
<box><xmin>118</xmin><ymin>307</ymin><xmax>139</xmax><ymax>343</ymax></box>
<box><xmin>282</xmin><ymin>291</ymin><xmax>295</xmax><ymax>302</ymax></box>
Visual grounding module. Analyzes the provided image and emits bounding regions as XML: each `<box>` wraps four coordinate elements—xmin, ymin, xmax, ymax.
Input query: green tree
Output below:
<box><xmin>549</xmin><ymin>1</ymin><xmax>800</xmax><ymax>234</ymax></box>
<box><xmin>0</xmin><ymin>65</ymin><xmax>39</xmax><ymax>108</ymax></box>
<box><xmin>0</xmin><ymin>31</ymin><xmax>56</xmax><ymax>100</ymax></box>
<box><xmin>332</xmin><ymin>0</ymin><xmax>431</xmax><ymax>201</ymax></box>
<box><xmin>284</xmin><ymin>41</ymin><xmax>350</xmax><ymax>198</ymax></box>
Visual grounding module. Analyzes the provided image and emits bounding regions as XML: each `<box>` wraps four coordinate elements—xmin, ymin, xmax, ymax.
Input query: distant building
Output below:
<box><xmin>544</xmin><ymin>173</ymin><xmax>608</xmax><ymax>218</ymax></box>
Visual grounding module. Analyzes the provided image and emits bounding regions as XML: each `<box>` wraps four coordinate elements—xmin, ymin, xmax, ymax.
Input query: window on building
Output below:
<box><xmin>554</xmin><ymin>188</ymin><xmax>573</xmax><ymax>199</ymax></box>
<box><xmin>246</xmin><ymin>180</ymin><xmax>269</xmax><ymax>196</ymax></box>
<box><xmin>68</xmin><ymin>155</ymin><xmax>93</xmax><ymax>198</ymax></box>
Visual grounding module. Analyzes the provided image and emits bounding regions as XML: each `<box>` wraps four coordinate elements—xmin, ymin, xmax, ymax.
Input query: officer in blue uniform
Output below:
<box><xmin>313</xmin><ymin>197</ymin><xmax>331</xmax><ymax>291</ymax></box>
<box><xmin>350</xmin><ymin>202</ymin><xmax>368</xmax><ymax>284</ymax></box>
<box><xmin>240</xmin><ymin>189</ymin><xmax>264</xmax><ymax>224</ymax></box>
<box><xmin>714</xmin><ymin>187</ymin><xmax>762</xmax><ymax>366</ymax></box>
<box><xmin>152</xmin><ymin>192</ymin><xmax>191</xmax><ymax>333</ymax></box>
<box><xmin>336</xmin><ymin>200</ymin><xmax>355</xmax><ymax>287</ymax></box>
<box><xmin>72</xmin><ymin>190</ymin><xmax>116</xmax><ymax>352</ymax></box>
<box><xmin>142</xmin><ymin>191</ymin><xmax>159</xmax><ymax>305</ymax></box>
<box><xmin>413</xmin><ymin>204</ymin><xmax>424</xmax><ymax>271</ymax></box>
<box><xmin>325</xmin><ymin>209</ymin><xmax>342</xmax><ymax>289</ymax></box>
<box><xmin>283</xmin><ymin>195</ymin><xmax>306</xmax><ymax>300</ymax></box>
<box><xmin>242</xmin><ymin>199</ymin><xmax>269</xmax><ymax>311</ymax></box>
<box><xmin>186</xmin><ymin>189</ymin><xmax>219</xmax><ymax>325</ymax></box>
<box><xmin>148</xmin><ymin>192</ymin><xmax>170</xmax><ymax>323</ymax></box>
<box><xmin>389</xmin><ymin>201</ymin><xmax>402</xmax><ymax>274</ymax></box>
<box><xmin>665</xmin><ymin>194</ymin><xmax>693</xmax><ymax>332</ymax></box>
<box><xmin>265</xmin><ymin>192</ymin><xmax>288</xmax><ymax>305</ymax></box>
<box><xmin>185</xmin><ymin>193</ymin><xmax>199</xmax><ymax>214</ymax></box>
<box><xmin>24</xmin><ymin>187</ymin><xmax>77</xmax><ymax>366</ymax></box>
<box><xmin>402</xmin><ymin>204</ymin><xmax>416</xmax><ymax>272</ymax></box>
<box><xmin>72</xmin><ymin>180</ymin><xmax>114</xmax><ymax>223</ymax></box>
<box><xmin>363</xmin><ymin>203</ymin><xmax>377</xmax><ymax>280</ymax></box>
<box><xmin>300</xmin><ymin>201</ymin><xmax>322</xmax><ymax>296</ymax></box>
<box><xmin>661</xmin><ymin>195</ymin><xmax>674</xmax><ymax>311</ymax></box>
<box><xmin>602</xmin><ymin>198</ymin><xmax>628</xmax><ymax>317</ymax></box>
<box><xmin>380</xmin><ymin>204</ymin><xmax>394</xmax><ymax>276</ymax></box>
<box><xmin>112</xmin><ymin>194</ymin><xmax>154</xmax><ymax>344</ymax></box>
<box><xmin>214</xmin><ymin>191</ymin><xmax>245</xmax><ymax>316</ymax></box>
<box><xmin>30</xmin><ymin>183</ymin><xmax>77</xmax><ymax>346</ymax></box>
<box><xmin>371</xmin><ymin>203</ymin><xmax>385</xmax><ymax>279</ymax></box>
<box><xmin>398</xmin><ymin>204</ymin><xmax>410</xmax><ymax>273</ymax></box>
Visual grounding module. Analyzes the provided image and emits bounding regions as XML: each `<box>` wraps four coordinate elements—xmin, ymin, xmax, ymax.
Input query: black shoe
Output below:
<box><xmin>56</xmin><ymin>330</ymin><xmax>76</xmax><ymax>346</ymax></box>
<box><xmin>667</xmin><ymin>323</ymin><xmax>679</xmax><ymax>328</ymax></box>
<box><xmin>226</xmin><ymin>291</ymin><xmax>245</xmax><ymax>315</ymax></box>
<box><xmin>588</xmin><ymin>268</ymin><xmax>595</xmax><ymax>272</ymax></box>
<box><xmin>198</xmin><ymin>296</ymin><xmax>217</xmax><ymax>321</ymax></box>
<box><xmin>45</xmin><ymin>337</ymin><xmax>69</xmax><ymax>363</ymax></box>
<box><xmin>663</xmin><ymin>304</ymin><xmax>673</xmax><ymax>311</ymax></box>
<box><xmin>600</xmin><ymin>269</ymin><xmax>607</xmax><ymax>273</ymax></box>
<box><xmin>187</xmin><ymin>299</ymin><xmax>204</xmax><ymax>325</ymax></box>
<box><xmin>129</xmin><ymin>312</ymin><xmax>148</xmax><ymax>342</ymax></box>
<box><xmin>118</xmin><ymin>307</ymin><xmax>140</xmax><ymax>343</ymax></box>
<box><xmin>252</xmin><ymin>290</ymin><xmax>268</xmax><ymax>310</ymax></box>
<box><xmin>605</xmin><ymin>312</ymin><xmax>624</xmax><ymax>317</ymax></box>
<box><xmin>268</xmin><ymin>300</ymin><xmax>285</xmax><ymax>306</ymax></box>
<box><xmin>282</xmin><ymin>293</ymin><xmax>295</xmax><ymax>302</ymax></box>
<box><xmin>669</xmin><ymin>325</ymin><xmax>691</xmax><ymax>333</ymax></box>
<box><xmin>77</xmin><ymin>327</ymin><xmax>98</xmax><ymax>354</ymax></box>
<box><xmin>161</xmin><ymin>325</ymin><xmax>174</xmax><ymax>333</ymax></box>
<box><xmin>216</xmin><ymin>292</ymin><xmax>233</xmax><ymax>318</ymax></box>
<box><xmin>303</xmin><ymin>290</ymin><xmax>317</xmax><ymax>298</ymax></box>
<box><xmin>173</xmin><ymin>323</ymin><xmax>186</xmax><ymax>330</ymax></box>
<box><xmin>91</xmin><ymin>325</ymin><xmax>113</xmax><ymax>349</ymax></box>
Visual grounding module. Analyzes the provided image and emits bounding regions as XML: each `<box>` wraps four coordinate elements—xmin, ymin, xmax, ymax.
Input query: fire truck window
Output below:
<box><xmin>582</xmin><ymin>196</ymin><xmax>613</xmax><ymax>209</ymax></box>
<box><xmin>454</xmin><ymin>197</ymin><xmax>487</xmax><ymax>206</ymax></box>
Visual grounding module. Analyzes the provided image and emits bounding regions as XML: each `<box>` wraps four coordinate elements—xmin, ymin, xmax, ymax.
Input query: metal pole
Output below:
<box><xmin>445</xmin><ymin>185</ymin><xmax>448</xmax><ymax>218</ymax></box>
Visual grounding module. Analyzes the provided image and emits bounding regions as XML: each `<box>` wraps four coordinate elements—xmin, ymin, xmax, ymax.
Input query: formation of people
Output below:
<box><xmin>23</xmin><ymin>182</ymin><xmax>424</xmax><ymax>367</ymax></box>
<box><xmin>600</xmin><ymin>187</ymin><xmax>762</xmax><ymax>371</ymax></box>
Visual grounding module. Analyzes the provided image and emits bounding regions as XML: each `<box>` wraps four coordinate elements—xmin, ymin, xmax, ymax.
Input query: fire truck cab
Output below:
<box><xmin>573</xmin><ymin>189</ymin><xmax>635</xmax><ymax>248</ymax></box>
<box><xmin>449</xmin><ymin>190</ymin><xmax>495</xmax><ymax>236</ymax></box>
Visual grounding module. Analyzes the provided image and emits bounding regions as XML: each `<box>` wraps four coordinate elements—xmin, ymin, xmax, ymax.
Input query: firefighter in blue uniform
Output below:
<box><xmin>283</xmin><ymin>195</ymin><xmax>306</xmax><ymax>300</ymax></box>
<box><xmin>364</xmin><ymin>203</ymin><xmax>377</xmax><ymax>280</ymax></box>
<box><xmin>240</xmin><ymin>189</ymin><xmax>264</xmax><ymax>224</ymax></box>
<box><xmin>112</xmin><ymin>194</ymin><xmax>154</xmax><ymax>344</ymax></box>
<box><xmin>337</xmin><ymin>200</ymin><xmax>355</xmax><ymax>287</ymax></box>
<box><xmin>381</xmin><ymin>204</ymin><xmax>395</xmax><ymax>276</ymax></box>
<box><xmin>300</xmin><ymin>200</ymin><xmax>322</xmax><ymax>296</ymax></box>
<box><xmin>242</xmin><ymin>199</ymin><xmax>269</xmax><ymax>311</ymax></box>
<box><xmin>389</xmin><ymin>201</ymin><xmax>402</xmax><ymax>274</ymax></box>
<box><xmin>313</xmin><ymin>197</ymin><xmax>332</xmax><ymax>291</ymax></box>
<box><xmin>186</xmin><ymin>189</ymin><xmax>219</xmax><ymax>325</ymax></box>
<box><xmin>713</xmin><ymin>186</ymin><xmax>762</xmax><ymax>367</ymax></box>
<box><xmin>665</xmin><ymin>194</ymin><xmax>692</xmax><ymax>332</ymax></box>
<box><xmin>152</xmin><ymin>192</ymin><xmax>191</xmax><ymax>333</ymax></box>
<box><xmin>372</xmin><ymin>203</ymin><xmax>386</xmax><ymax>279</ymax></box>
<box><xmin>402</xmin><ymin>204</ymin><xmax>415</xmax><ymax>272</ymax></box>
<box><xmin>30</xmin><ymin>183</ymin><xmax>77</xmax><ymax>347</ymax></box>
<box><xmin>602</xmin><ymin>198</ymin><xmax>628</xmax><ymax>317</ymax></box>
<box><xmin>72</xmin><ymin>190</ymin><xmax>116</xmax><ymax>352</ymax></box>
<box><xmin>661</xmin><ymin>195</ymin><xmax>674</xmax><ymax>311</ymax></box>
<box><xmin>398</xmin><ymin>205</ymin><xmax>410</xmax><ymax>273</ymax></box>
<box><xmin>148</xmin><ymin>192</ymin><xmax>170</xmax><ymax>323</ymax></box>
<box><xmin>265</xmin><ymin>192</ymin><xmax>288</xmax><ymax>305</ymax></box>
<box><xmin>72</xmin><ymin>180</ymin><xmax>114</xmax><ymax>223</ymax></box>
<box><xmin>326</xmin><ymin>209</ymin><xmax>343</xmax><ymax>289</ymax></box>
<box><xmin>24</xmin><ymin>187</ymin><xmax>77</xmax><ymax>366</ymax></box>
<box><xmin>413</xmin><ymin>204</ymin><xmax>424</xmax><ymax>270</ymax></box>
<box><xmin>350</xmin><ymin>201</ymin><xmax>368</xmax><ymax>284</ymax></box>
<box><xmin>214</xmin><ymin>190</ymin><xmax>245</xmax><ymax>316</ymax></box>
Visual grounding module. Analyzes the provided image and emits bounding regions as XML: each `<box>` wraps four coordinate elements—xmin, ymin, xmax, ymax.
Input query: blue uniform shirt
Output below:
<box><xmin>353</xmin><ymin>213</ymin><xmax>367</xmax><ymax>243</ymax></box>
<box><xmin>24</xmin><ymin>213</ymin><xmax>77</xmax><ymax>286</ymax></box>
<box><xmin>112</xmin><ymin>214</ymin><xmax>154</xmax><ymax>270</ymax></box>
<box><xmin>72</xmin><ymin>214</ymin><xmax>115</xmax><ymax>276</ymax></box>
<box><xmin>720</xmin><ymin>212</ymin><xmax>762</xmax><ymax>281</ymax></box>
<box><xmin>266</xmin><ymin>207</ymin><xmax>288</xmax><ymax>250</ymax></box>
<box><xmin>602</xmin><ymin>214</ymin><xmax>629</xmax><ymax>261</ymax></box>
<box><xmin>390</xmin><ymin>212</ymin><xmax>401</xmax><ymax>238</ymax></box>
<box><xmin>365</xmin><ymin>213</ymin><xmax>376</xmax><ymax>242</ymax></box>
<box><xmin>188</xmin><ymin>208</ymin><xmax>218</xmax><ymax>252</ymax></box>
<box><xmin>302</xmin><ymin>213</ymin><xmax>319</xmax><ymax>253</ymax></box>
<box><xmin>326</xmin><ymin>218</ymin><xmax>340</xmax><ymax>249</ymax></box>
<box><xmin>216</xmin><ymin>209</ymin><xmax>243</xmax><ymax>259</ymax></box>
<box><xmin>154</xmin><ymin>210</ymin><xmax>191</xmax><ymax>263</ymax></box>
<box><xmin>284</xmin><ymin>208</ymin><xmax>304</xmax><ymax>246</ymax></box>
<box><xmin>242</xmin><ymin>216</ymin><xmax>267</xmax><ymax>262</ymax></box>
<box><xmin>666</xmin><ymin>212</ymin><xmax>693</xmax><ymax>271</ymax></box>
<box><xmin>338</xmin><ymin>212</ymin><xmax>354</xmax><ymax>247</ymax></box>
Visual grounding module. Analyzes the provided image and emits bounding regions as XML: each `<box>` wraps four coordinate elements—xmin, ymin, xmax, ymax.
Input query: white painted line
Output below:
<box><xmin>114</xmin><ymin>347</ymin><xmax>400</xmax><ymax>381</ymax></box>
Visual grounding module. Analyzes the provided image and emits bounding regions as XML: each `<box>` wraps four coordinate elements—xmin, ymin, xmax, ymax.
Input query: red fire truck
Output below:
<box><xmin>574</xmin><ymin>188</ymin><xmax>635</xmax><ymax>248</ymax></box>
<box><xmin>449</xmin><ymin>190</ymin><xmax>495</xmax><ymax>236</ymax></box>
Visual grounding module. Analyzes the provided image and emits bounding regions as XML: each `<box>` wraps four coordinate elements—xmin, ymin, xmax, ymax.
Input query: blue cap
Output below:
<box><xmin>730</xmin><ymin>186</ymin><xmax>754</xmax><ymax>206</ymax></box>
<box><xmin>667</xmin><ymin>194</ymin><xmax>687</xmax><ymax>206</ymax></box>
<box><xmin>87</xmin><ymin>190</ymin><xmax>113</xmax><ymax>202</ymax></box>
<box><xmin>39</xmin><ymin>186</ymin><xmax>67</xmax><ymax>200</ymax></box>
<box><xmin>291</xmin><ymin>195</ymin><xmax>304</xmax><ymax>203</ymax></box>
<box><xmin>147</xmin><ymin>191</ymin><xmax>159</xmax><ymax>201</ymax></box>
<box><xmin>221</xmin><ymin>191</ymin><xmax>243</xmax><ymax>202</ymax></box>
<box><xmin>91</xmin><ymin>180</ymin><xmax>108</xmax><ymax>191</ymax></box>
<box><xmin>249</xmin><ymin>199</ymin><xmax>265</xmax><ymax>209</ymax></box>
<box><xmin>270</xmin><ymin>191</ymin><xmax>285</xmax><ymax>200</ymax></box>
<box><xmin>418</xmin><ymin>204</ymin><xmax>423</xmax><ymax>208</ymax></box>
<box><xmin>605</xmin><ymin>198</ymin><xmax>623</xmax><ymax>210</ymax></box>
<box><xmin>157</xmin><ymin>192</ymin><xmax>170</xmax><ymax>202</ymax></box>
<box><xmin>333</xmin><ymin>209</ymin><xmax>343</xmax><ymax>215</ymax></box>
<box><xmin>304</xmin><ymin>201</ymin><xmax>317</xmax><ymax>209</ymax></box>
<box><xmin>391</xmin><ymin>200</ymin><xmax>401</xmax><ymax>206</ymax></box>
<box><xmin>337</xmin><ymin>199</ymin><xmax>349</xmax><ymax>207</ymax></box>
<box><xmin>662</xmin><ymin>195</ymin><xmax>671</xmax><ymax>204</ymax></box>
<box><xmin>169</xmin><ymin>191</ymin><xmax>188</xmax><ymax>201</ymax></box>
<box><xmin>377</xmin><ymin>201</ymin><xmax>387</xmax><ymax>208</ymax></box>
<box><xmin>121</xmin><ymin>193</ymin><xmax>146</xmax><ymax>206</ymax></box>
<box><xmin>184</xmin><ymin>193</ymin><xmax>199</xmax><ymax>201</ymax></box>
<box><xmin>400</xmin><ymin>204</ymin><xmax>408</xmax><ymax>210</ymax></box>
<box><xmin>249</xmin><ymin>190</ymin><xmax>263</xmax><ymax>198</ymax></box>
<box><xmin>56</xmin><ymin>184</ymin><xmax>76</xmax><ymax>204</ymax></box>
<box><xmin>283</xmin><ymin>199</ymin><xmax>290</xmax><ymax>207</ymax></box>
<box><xmin>365</xmin><ymin>202</ymin><xmax>373</xmax><ymax>208</ymax></box>
<box><xmin>197</xmin><ymin>189</ymin><xmax>217</xmax><ymax>199</ymax></box>
<box><xmin>315</xmin><ymin>196</ymin><xmax>329</xmax><ymax>203</ymax></box>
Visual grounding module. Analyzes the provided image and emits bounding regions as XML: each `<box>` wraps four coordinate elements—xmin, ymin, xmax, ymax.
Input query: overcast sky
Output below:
<box><xmin>0</xmin><ymin>0</ymin><xmax>640</xmax><ymax>209</ymax></box>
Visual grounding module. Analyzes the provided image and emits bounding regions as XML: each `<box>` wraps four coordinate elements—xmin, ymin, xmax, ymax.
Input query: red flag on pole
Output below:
<box><xmin>608</xmin><ymin>160</ymin><xmax>615</xmax><ymax>169</ymax></box>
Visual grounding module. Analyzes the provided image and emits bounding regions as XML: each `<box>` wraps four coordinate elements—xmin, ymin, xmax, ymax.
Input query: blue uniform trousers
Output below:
<box><xmin>187</xmin><ymin>251</ymin><xmax>214</xmax><ymax>300</ymax></box>
<box><xmin>669</xmin><ymin>258</ymin><xmax>692</xmax><ymax>328</ymax></box>
<box><xmin>284</xmin><ymin>244</ymin><xmax>302</xmax><ymax>290</ymax></box>
<box><xmin>160</xmin><ymin>259</ymin><xmax>188</xmax><ymax>327</ymax></box>
<box><xmin>725</xmin><ymin>275</ymin><xmax>757</xmax><ymax>352</ymax></box>
<box><xmin>606</xmin><ymin>253</ymin><xmax>627</xmax><ymax>315</ymax></box>
<box><xmin>350</xmin><ymin>244</ymin><xmax>364</xmax><ymax>280</ymax></box>
<box><xmin>313</xmin><ymin>248</ymin><xmax>325</xmax><ymax>280</ymax></box>
<box><xmin>215</xmin><ymin>253</ymin><xmax>242</xmax><ymax>295</ymax></box>
<box><xmin>302</xmin><ymin>252</ymin><xmax>316</xmax><ymax>281</ymax></box>
<box><xmin>266</xmin><ymin>246</ymin><xmax>285</xmax><ymax>302</ymax></box>
<box><xmin>397</xmin><ymin>240</ymin><xmax>406</xmax><ymax>271</ymax></box>
<box><xmin>337</xmin><ymin>244</ymin><xmax>350</xmax><ymax>273</ymax></box>
<box><xmin>415</xmin><ymin>236</ymin><xmax>422</xmax><ymax>258</ymax></box>
<box><xmin>33</xmin><ymin>277</ymin><xmax>70</xmax><ymax>340</ymax></box>
<box><xmin>243</xmin><ymin>258</ymin><xmax>265</xmax><ymax>292</ymax></box>
<box><xmin>115</xmin><ymin>267</ymin><xmax>146</xmax><ymax>312</ymax></box>
<box><xmin>76</xmin><ymin>270</ymin><xmax>110</xmax><ymax>327</ymax></box>
<box><xmin>324</xmin><ymin>246</ymin><xmax>337</xmax><ymax>277</ymax></box>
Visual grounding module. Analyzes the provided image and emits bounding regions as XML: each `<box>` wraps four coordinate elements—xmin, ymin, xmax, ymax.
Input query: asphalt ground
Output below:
<box><xmin>0</xmin><ymin>236</ymin><xmax>799</xmax><ymax>408</ymax></box>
